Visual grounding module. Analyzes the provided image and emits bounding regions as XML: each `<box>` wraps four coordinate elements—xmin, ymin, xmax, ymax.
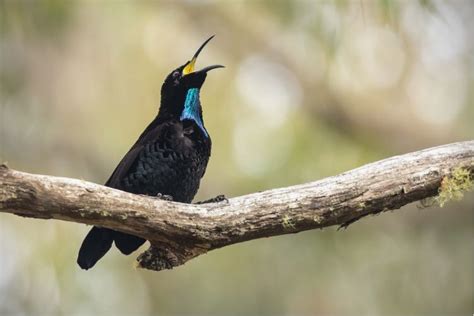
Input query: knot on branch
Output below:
<box><xmin>136</xmin><ymin>242</ymin><xmax>210</xmax><ymax>271</ymax></box>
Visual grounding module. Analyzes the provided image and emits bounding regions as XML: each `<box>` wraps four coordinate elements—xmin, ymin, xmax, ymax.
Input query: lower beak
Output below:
<box><xmin>196</xmin><ymin>65</ymin><xmax>225</xmax><ymax>74</ymax></box>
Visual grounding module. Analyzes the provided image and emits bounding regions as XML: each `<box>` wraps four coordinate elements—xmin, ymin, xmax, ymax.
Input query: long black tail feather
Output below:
<box><xmin>77</xmin><ymin>226</ymin><xmax>114</xmax><ymax>270</ymax></box>
<box><xmin>114</xmin><ymin>231</ymin><xmax>145</xmax><ymax>255</ymax></box>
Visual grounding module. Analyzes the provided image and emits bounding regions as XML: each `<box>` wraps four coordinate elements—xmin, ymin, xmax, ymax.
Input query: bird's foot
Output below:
<box><xmin>155</xmin><ymin>193</ymin><xmax>174</xmax><ymax>201</ymax></box>
<box><xmin>196</xmin><ymin>194</ymin><xmax>228</xmax><ymax>204</ymax></box>
<box><xmin>140</xmin><ymin>193</ymin><xmax>173</xmax><ymax>201</ymax></box>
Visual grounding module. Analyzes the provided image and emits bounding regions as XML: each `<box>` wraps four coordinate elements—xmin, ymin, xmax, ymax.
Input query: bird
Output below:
<box><xmin>77</xmin><ymin>35</ymin><xmax>224</xmax><ymax>270</ymax></box>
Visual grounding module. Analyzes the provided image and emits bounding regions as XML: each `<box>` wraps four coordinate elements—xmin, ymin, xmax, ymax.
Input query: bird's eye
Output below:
<box><xmin>172</xmin><ymin>71</ymin><xmax>180</xmax><ymax>79</ymax></box>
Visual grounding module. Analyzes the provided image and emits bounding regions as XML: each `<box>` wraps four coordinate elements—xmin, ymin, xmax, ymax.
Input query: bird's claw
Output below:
<box><xmin>155</xmin><ymin>193</ymin><xmax>174</xmax><ymax>201</ymax></box>
<box><xmin>196</xmin><ymin>194</ymin><xmax>228</xmax><ymax>204</ymax></box>
<box><xmin>140</xmin><ymin>193</ymin><xmax>173</xmax><ymax>201</ymax></box>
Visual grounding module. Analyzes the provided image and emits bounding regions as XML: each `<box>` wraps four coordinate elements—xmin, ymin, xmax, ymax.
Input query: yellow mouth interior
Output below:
<box><xmin>182</xmin><ymin>58</ymin><xmax>196</xmax><ymax>75</ymax></box>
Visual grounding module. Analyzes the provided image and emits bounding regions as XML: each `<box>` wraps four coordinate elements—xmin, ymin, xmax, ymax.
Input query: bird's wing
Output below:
<box><xmin>104</xmin><ymin>119</ymin><xmax>177</xmax><ymax>189</ymax></box>
<box><xmin>104</xmin><ymin>118</ymin><xmax>163</xmax><ymax>188</ymax></box>
<box><xmin>104</xmin><ymin>145</ymin><xmax>143</xmax><ymax>188</ymax></box>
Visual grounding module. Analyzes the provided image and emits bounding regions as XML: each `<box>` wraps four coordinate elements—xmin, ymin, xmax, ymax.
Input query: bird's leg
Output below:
<box><xmin>195</xmin><ymin>194</ymin><xmax>228</xmax><ymax>204</ymax></box>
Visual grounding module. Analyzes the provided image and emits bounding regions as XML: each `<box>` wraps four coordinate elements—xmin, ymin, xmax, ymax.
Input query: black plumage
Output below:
<box><xmin>77</xmin><ymin>36</ymin><xmax>223</xmax><ymax>270</ymax></box>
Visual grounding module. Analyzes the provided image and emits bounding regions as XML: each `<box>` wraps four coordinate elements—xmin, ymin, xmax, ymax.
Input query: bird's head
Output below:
<box><xmin>158</xmin><ymin>36</ymin><xmax>224</xmax><ymax>133</ymax></box>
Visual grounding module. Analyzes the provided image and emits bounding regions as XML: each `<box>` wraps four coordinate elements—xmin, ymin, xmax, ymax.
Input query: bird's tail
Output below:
<box><xmin>113</xmin><ymin>231</ymin><xmax>145</xmax><ymax>255</ymax></box>
<box><xmin>77</xmin><ymin>226</ymin><xmax>114</xmax><ymax>270</ymax></box>
<box><xmin>77</xmin><ymin>227</ymin><xmax>146</xmax><ymax>270</ymax></box>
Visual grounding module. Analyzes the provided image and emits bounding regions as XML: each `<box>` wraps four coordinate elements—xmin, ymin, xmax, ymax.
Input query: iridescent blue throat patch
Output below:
<box><xmin>180</xmin><ymin>88</ymin><xmax>208</xmax><ymax>138</ymax></box>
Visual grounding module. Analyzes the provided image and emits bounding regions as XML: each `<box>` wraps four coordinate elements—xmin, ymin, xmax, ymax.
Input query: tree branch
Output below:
<box><xmin>1</xmin><ymin>141</ymin><xmax>473</xmax><ymax>271</ymax></box>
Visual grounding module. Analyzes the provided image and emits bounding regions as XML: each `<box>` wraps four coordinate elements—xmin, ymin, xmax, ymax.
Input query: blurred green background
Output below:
<box><xmin>1</xmin><ymin>0</ymin><xmax>473</xmax><ymax>315</ymax></box>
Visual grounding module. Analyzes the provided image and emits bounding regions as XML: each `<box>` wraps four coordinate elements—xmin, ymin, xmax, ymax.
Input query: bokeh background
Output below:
<box><xmin>1</xmin><ymin>0</ymin><xmax>473</xmax><ymax>315</ymax></box>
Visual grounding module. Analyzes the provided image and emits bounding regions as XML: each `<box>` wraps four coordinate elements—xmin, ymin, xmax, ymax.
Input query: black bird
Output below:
<box><xmin>77</xmin><ymin>36</ymin><xmax>224</xmax><ymax>270</ymax></box>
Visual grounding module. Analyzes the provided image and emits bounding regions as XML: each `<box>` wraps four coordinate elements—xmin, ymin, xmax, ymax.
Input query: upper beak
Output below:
<box><xmin>182</xmin><ymin>35</ymin><xmax>225</xmax><ymax>75</ymax></box>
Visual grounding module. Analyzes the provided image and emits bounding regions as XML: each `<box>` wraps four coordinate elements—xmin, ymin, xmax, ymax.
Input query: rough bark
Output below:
<box><xmin>1</xmin><ymin>141</ymin><xmax>473</xmax><ymax>271</ymax></box>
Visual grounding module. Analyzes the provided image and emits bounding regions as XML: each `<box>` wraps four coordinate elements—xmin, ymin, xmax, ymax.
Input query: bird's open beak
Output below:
<box><xmin>182</xmin><ymin>35</ymin><xmax>225</xmax><ymax>75</ymax></box>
